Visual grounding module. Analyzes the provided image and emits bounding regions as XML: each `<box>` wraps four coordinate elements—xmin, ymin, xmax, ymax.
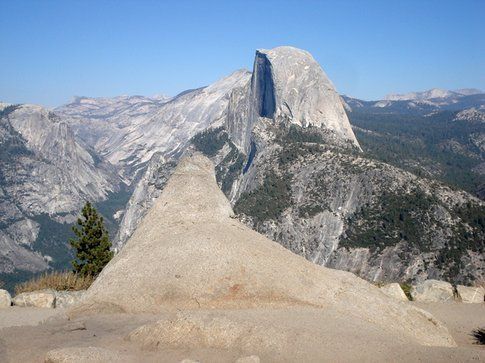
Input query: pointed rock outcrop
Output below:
<box><xmin>73</xmin><ymin>153</ymin><xmax>454</xmax><ymax>347</ymax></box>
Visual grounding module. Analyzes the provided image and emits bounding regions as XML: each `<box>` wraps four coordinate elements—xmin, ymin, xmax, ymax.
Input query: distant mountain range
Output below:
<box><xmin>1</xmin><ymin>49</ymin><xmax>483</xmax><ymax>291</ymax></box>
<box><xmin>342</xmin><ymin>89</ymin><xmax>485</xmax><ymax>116</ymax></box>
<box><xmin>384</xmin><ymin>88</ymin><xmax>482</xmax><ymax>101</ymax></box>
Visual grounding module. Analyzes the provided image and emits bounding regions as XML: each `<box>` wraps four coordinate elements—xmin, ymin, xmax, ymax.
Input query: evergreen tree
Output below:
<box><xmin>70</xmin><ymin>201</ymin><xmax>113</xmax><ymax>276</ymax></box>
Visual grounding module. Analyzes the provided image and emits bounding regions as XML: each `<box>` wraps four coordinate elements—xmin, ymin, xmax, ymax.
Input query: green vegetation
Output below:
<box><xmin>191</xmin><ymin>126</ymin><xmax>228</xmax><ymax>157</ymax></box>
<box><xmin>70</xmin><ymin>202</ymin><xmax>113</xmax><ymax>277</ymax></box>
<box><xmin>399</xmin><ymin>283</ymin><xmax>413</xmax><ymax>301</ymax></box>
<box><xmin>436</xmin><ymin>202</ymin><xmax>485</xmax><ymax>280</ymax></box>
<box><xmin>298</xmin><ymin>204</ymin><xmax>325</xmax><ymax>218</ymax></box>
<box><xmin>340</xmin><ymin>189</ymin><xmax>485</xmax><ymax>283</ymax></box>
<box><xmin>283</xmin><ymin>124</ymin><xmax>326</xmax><ymax>144</ymax></box>
<box><xmin>0</xmin><ymin>104</ymin><xmax>20</xmax><ymax>118</ymax></box>
<box><xmin>349</xmin><ymin>110</ymin><xmax>484</xmax><ymax>198</ymax></box>
<box><xmin>216</xmin><ymin>146</ymin><xmax>245</xmax><ymax>195</ymax></box>
<box><xmin>234</xmin><ymin>173</ymin><xmax>292</xmax><ymax>223</ymax></box>
<box><xmin>340</xmin><ymin>190</ymin><xmax>439</xmax><ymax>252</ymax></box>
<box><xmin>32</xmin><ymin>214</ymin><xmax>75</xmax><ymax>270</ymax></box>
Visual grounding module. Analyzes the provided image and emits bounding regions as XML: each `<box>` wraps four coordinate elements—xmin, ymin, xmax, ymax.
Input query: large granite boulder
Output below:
<box><xmin>72</xmin><ymin>154</ymin><xmax>455</xmax><ymax>347</ymax></box>
<box><xmin>456</xmin><ymin>285</ymin><xmax>484</xmax><ymax>303</ymax></box>
<box><xmin>55</xmin><ymin>290</ymin><xmax>86</xmax><ymax>308</ymax></box>
<box><xmin>411</xmin><ymin>280</ymin><xmax>455</xmax><ymax>302</ymax></box>
<box><xmin>13</xmin><ymin>289</ymin><xmax>56</xmax><ymax>308</ymax></box>
<box><xmin>0</xmin><ymin>289</ymin><xmax>12</xmax><ymax>308</ymax></box>
<box><xmin>379</xmin><ymin>283</ymin><xmax>408</xmax><ymax>301</ymax></box>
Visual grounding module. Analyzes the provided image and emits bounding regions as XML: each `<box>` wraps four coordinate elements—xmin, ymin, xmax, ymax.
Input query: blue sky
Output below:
<box><xmin>1</xmin><ymin>0</ymin><xmax>483</xmax><ymax>107</ymax></box>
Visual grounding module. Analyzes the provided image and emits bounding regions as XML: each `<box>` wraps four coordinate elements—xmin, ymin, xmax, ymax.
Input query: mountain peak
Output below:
<box><xmin>251</xmin><ymin>46</ymin><xmax>360</xmax><ymax>147</ymax></box>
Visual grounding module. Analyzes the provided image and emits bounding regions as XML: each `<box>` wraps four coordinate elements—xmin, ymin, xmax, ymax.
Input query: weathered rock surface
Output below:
<box><xmin>57</xmin><ymin>70</ymin><xmax>251</xmax><ymax>183</ymax></box>
<box><xmin>253</xmin><ymin>47</ymin><xmax>360</xmax><ymax>148</ymax></box>
<box><xmin>44</xmin><ymin>346</ymin><xmax>123</xmax><ymax>363</ymax></box>
<box><xmin>411</xmin><ymin>280</ymin><xmax>455</xmax><ymax>302</ymax></box>
<box><xmin>74</xmin><ymin>154</ymin><xmax>455</xmax><ymax>347</ymax></box>
<box><xmin>0</xmin><ymin>289</ymin><xmax>12</xmax><ymax>308</ymax></box>
<box><xmin>235</xmin><ymin>356</ymin><xmax>261</xmax><ymax>363</ymax></box>
<box><xmin>54</xmin><ymin>290</ymin><xmax>86</xmax><ymax>308</ymax></box>
<box><xmin>380</xmin><ymin>283</ymin><xmax>408</xmax><ymax>301</ymax></box>
<box><xmin>456</xmin><ymin>285</ymin><xmax>484</xmax><ymax>303</ymax></box>
<box><xmin>0</xmin><ymin>104</ymin><xmax>121</xmax><ymax>279</ymax></box>
<box><xmin>13</xmin><ymin>290</ymin><xmax>56</xmax><ymax>308</ymax></box>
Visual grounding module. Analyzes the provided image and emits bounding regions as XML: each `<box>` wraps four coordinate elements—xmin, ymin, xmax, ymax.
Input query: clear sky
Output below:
<box><xmin>1</xmin><ymin>0</ymin><xmax>483</xmax><ymax>107</ymax></box>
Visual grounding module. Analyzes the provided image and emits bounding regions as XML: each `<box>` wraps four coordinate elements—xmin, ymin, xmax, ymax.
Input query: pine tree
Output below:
<box><xmin>70</xmin><ymin>201</ymin><xmax>113</xmax><ymax>277</ymax></box>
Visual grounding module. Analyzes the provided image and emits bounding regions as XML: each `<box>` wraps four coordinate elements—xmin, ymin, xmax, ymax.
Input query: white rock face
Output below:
<box><xmin>255</xmin><ymin>47</ymin><xmax>359</xmax><ymax>147</ymax></box>
<box><xmin>13</xmin><ymin>290</ymin><xmax>56</xmax><ymax>308</ymax></box>
<box><xmin>0</xmin><ymin>289</ymin><xmax>12</xmax><ymax>308</ymax></box>
<box><xmin>73</xmin><ymin>154</ymin><xmax>455</xmax><ymax>347</ymax></box>
<box><xmin>58</xmin><ymin>71</ymin><xmax>251</xmax><ymax>183</ymax></box>
<box><xmin>380</xmin><ymin>283</ymin><xmax>408</xmax><ymax>301</ymax></box>
<box><xmin>456</xmin><ymin>285</ymin><xmax>484</xmax><ymax>303</ymax></box>
<box><xmin>411</xmin><ymin>280</ymin><xmax>455</xmax><ymax>302</ymax></box>
<box><xmin>385</xmin><ymin>88</ymin><xmax>457</xmax><ymax>101</ymax></box>
<box><xmin>4</xmin><ymin>105</ymin><xmax>117</xmax><ymax>215</ymax></box>
<box><xmin>226</xmin><ymin>46</ymin><xmax>360</xmax><ymax>153</ymax></box>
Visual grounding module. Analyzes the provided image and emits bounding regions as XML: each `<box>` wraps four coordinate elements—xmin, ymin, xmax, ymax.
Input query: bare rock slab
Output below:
<box><xmin>55</xmin><ymin>290</ymin><xmax>86</xmax><ymax>308</ymax></box>
<box><xmin>0</xmin><ymin>289</ymin><xmax>12</xmax><ymax>308</ymax></box>
<box><xmin>74</xmin><ymin>154</ymin><xmax>456</xmax><ymax>348</ymax></box>
<box><xmin>13</xmin><ymin>290</ymin><xmax>55</xmax><ymax>308</ymax></box>
<box><xmin>411</xmin><ymin>280</ymin><xmax>454</xmax><ymax>302</ymax></box>
<box><xmin>380</xmin><ymin>283</ymin><xmax>408</xmax><ymax>301</ymax></box>
<box><xmin>45</xmin><ymin>346</ymin><xmax>123</xmax><ymax>363</ymax></box>
<box><xmin>457</xmin><ymin>285</ymin><xmax>484</xmax><ymax>303</ymax></box>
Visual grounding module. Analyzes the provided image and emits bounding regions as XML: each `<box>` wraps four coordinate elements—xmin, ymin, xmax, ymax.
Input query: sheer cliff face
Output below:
<box><xmin>0</xmin><ymin>104</ymin><xmax>120</xmax><ymax>280</ymax></box>
<box><xmin>252</xmin><ymin>47</ymin><xmax>359</xmax><ymax>146</ymax></box>
<box><xmin>226</xmin><ymin>47</ymin><xmax>360</xmax><ymax>153</ymax></box>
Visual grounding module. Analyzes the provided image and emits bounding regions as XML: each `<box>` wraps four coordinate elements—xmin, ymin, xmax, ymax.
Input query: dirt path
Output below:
<box><xmin>0</xmin><ymin>304</ymin><xmax>483</xmax><ymax>362</ymax></box>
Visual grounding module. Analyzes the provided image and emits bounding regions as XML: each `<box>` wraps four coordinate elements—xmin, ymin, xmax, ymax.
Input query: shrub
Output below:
<box><xmin>471</xmin><ymin>328</ymin><xmax>485</xmax><ymax>345</ymax></box>
<box><xmin>399</xmin><ymin>283</ymin><xmax>413</xmax><ymax>301</ymax></box>
<box><xmin>14</xmin><ymin>271</ymin><xmax>94</xmax><ymax>295</ymax></box>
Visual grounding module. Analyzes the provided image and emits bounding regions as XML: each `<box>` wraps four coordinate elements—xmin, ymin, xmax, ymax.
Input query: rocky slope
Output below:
<box><xmin>0</xmin><ymin>104</ymin><xmax>122</xmax><ymax>287</ymax></box>
<box><xmin>74</xmin><ymin>153</ymin><xmax>455</xmax><ymax>348</ymax></box>
<box><xmin>57</xmin><ymin>71</ymin><xmax>251</xmax><ymax>183</ymax></box>
<box><xmin>116</xmin><ymin>47</ymin><xmax>484</xmax><ymax>285</ymax></box>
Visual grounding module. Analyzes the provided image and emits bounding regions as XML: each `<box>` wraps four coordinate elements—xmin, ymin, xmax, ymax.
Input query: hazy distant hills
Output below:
<box><xmin>343</xmin><ymin>89</ymin><xmax>485</xmax><ymax>116</ymax></box>
<box><xmin>341</xmin><ymin>90</ymin><xmax>484</xmax><ymax>199</ymax></box>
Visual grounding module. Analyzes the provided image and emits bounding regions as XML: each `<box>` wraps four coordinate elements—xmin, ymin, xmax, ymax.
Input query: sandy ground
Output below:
<box><xmin>0</xmin><ymin>307</ymin><xmax>61</xmax><ymax>329</ymax></box>
<box><xmin>0</xmin><ymin>302</ymin><xmax>483</xmax><ymax>362</ymax></box>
